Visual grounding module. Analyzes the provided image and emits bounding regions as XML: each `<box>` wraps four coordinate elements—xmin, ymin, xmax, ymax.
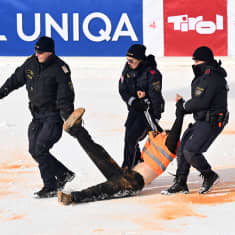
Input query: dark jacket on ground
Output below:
<box><xmin>0</xmin><ymin>54</ymin><xmax>74</xmax><ymax>119</ymax></box>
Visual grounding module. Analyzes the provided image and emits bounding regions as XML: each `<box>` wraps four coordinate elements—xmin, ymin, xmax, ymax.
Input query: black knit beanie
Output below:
<box><xmin>192</xmin><ymin>46</ymin><xmax>214</xmax><ymax>62</ymax></box>
<box><xmin>126</xmin><ymin>44</ymin><xmax>146</xmax><ymax>60</ymax></box>
<box><xmin>35</xmin><ymin>36</ymin><xmax>55</xmax><ymax>53</ymax></box>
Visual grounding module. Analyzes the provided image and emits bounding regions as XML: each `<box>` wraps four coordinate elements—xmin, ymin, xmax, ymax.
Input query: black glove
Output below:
<box><xmin>131</xmin><ymin>99</ymin><xmax>148</xmax><ymax>112</ymax></box>
<box><xmin>175</xmin><ymin>98</ymin><xmax>186</xmax><ymax>118</ymax></box>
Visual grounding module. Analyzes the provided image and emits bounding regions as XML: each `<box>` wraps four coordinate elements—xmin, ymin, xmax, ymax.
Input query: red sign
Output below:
<box><xmin>164</xmin><ymin>0</ymin><xmax>227</xmax><ymax>56</ymax></box>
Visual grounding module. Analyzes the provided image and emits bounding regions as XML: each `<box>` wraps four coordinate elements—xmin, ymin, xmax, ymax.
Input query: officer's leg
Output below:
<box><xmin>32</xmin><ymin>119</ymin><xmax>67</xmax><ymax>189</ymax></box>
<box><xmin>122</xmin><ymin>115</ymin><xmax>147</xmax><ymax>169</ymax></box>
<box><xmin>161</xmin><ymin>125</ymin><xmax>193</xmax><ymax>195</ymax></box>
<box><xmin>171</xmin><ymin>126</ymin><xmax>193</xmax><ymax>180</ymax></box>
<box><xmin>41</xmin><ymin>117</ymin><xmax>75</xmax><ymax>189</ymax></box>
<box><xmin>183</xmin><ymin>122</ymin><xmax>217</xmax><ymax>173</ymax></box>
<box><xmin>44</xmin><ymin>118</ymin><xmax>74</xmax><ymax>180</ymax></box>
<box><xmin>183</xmin><ymin>122</ymin><xmax>221</xmax><ymax>193</ymax></box>
<box><xmin>28</xmin><ymin>119</ymin><xmax>55</xmax><ymax>183</ymax></box>
<box><xmin>58</xmin><ymin>170</ymin><xmax>144</xmax><ymax>205</ymax></box>
<box><xmin>68</xmin><ymin>124</ymin><xmax>123</xmax><ymax>180</ymax></box>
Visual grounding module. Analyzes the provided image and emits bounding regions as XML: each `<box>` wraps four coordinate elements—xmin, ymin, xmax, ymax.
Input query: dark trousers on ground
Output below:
<box><xmin>28</xmin><ymin>112</ymin><xmax>70</xmax><ymax>188</ymax></box>
<box><xmin>176</xmin><ymin>121</ymin><xmax>223</xmax><ymax>178</ymax></box>
<box><xmin>67</xmin><ymin>124</ymin><xmax>145</xmax><ymax>203</ymax></box>
<box><xmin>122</xmin><ymin>110</ymin><xmax>148</xmax><ymax>169</ymax></box>
<box><xmin>66</xmin><ymin>114</ymin><xmax>183</xmax><ymax>203</ymax></box>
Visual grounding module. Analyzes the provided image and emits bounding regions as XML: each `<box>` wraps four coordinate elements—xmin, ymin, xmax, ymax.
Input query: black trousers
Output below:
<box><xmin>176</xmin><ymin>121</ymin><xmax>223</xmax><ymax>178</ymax></box>
<box><xmin>67</xmin><ymin>115</ymin><xmax>184</xmax><ymax>204</ymax></box>
<box><xmin>122</xmin><ymin>110</ymin><xmax>148</xmax><ymax>169</ymax></box>
<box><xmin>28</xmin><ymin>112</ymin><xmax>70</xmax><ymax>188</ymax></box>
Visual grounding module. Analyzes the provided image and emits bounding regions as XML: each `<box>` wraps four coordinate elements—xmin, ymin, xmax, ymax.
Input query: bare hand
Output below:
<box><xmin>176</xmin><ymin>93</ymin><xmax>183</xmax><ymax>102</ymax></box>
<box><xmin>161</xmin><ymin>131</ymin><xmax>167</xmax><ymax>136</ymax></box>
<box><xmin>137</xmin><ymin>91</ymin><xmax>146</xmax><ymax>99</ymax></box>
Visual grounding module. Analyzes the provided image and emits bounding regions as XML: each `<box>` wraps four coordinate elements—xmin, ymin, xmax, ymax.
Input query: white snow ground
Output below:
<box><xmin>0</xmin><ymin>56</ymin><xmax>235</xmax><ymax>235</ymax></box>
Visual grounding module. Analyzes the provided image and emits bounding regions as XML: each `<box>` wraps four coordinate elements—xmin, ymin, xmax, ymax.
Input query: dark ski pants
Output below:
<box><xmin>122</xmin><ymin>111</ymin><xmax>148</xmax><ymax>169</ymax></box>
<box><xmin>176</xmin><ymin>121</ymin><xmax>223</xmax><ymax>178</ymax></box>
<box><xmin>68</xmin><ymin>124</ymin><xmax>123</xmax><ymax>180</ymax></box>
<box><xmin>65</xmin><ymin>114</ymin><xmax>183</xmax><ymax>204</ymax></box>
<box><xmin>28</xmin><ymin>112</ymin><xmax>70</xmax><ymax>188</ymax></box>
<box><xmin>67</xmin><ymin>124</ymin><xmax>145</xmax><ymax>203</ymax></box>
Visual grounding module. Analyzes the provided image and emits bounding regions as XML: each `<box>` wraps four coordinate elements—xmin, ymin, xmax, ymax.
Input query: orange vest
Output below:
<box><xmin>141</xmin><ymin>131</ymin><xmax>177</xmax><ymax>176</ymax></box>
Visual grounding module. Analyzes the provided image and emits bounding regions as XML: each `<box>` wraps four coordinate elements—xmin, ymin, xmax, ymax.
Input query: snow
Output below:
<box><xmin>0</xmin><ymin>56</ymin><xmax>235</xmax><ymax>235</ymax></box>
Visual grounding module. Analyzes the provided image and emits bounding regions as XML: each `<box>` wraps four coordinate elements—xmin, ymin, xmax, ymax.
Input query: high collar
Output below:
<box><xmin>192</xmin><ymin>61</ymin><xmax>227</xmax><ymax>78</ymax></box>
<box><xmin>192</xmin><ymin>63</ymin><xmax>208</xmax><ymax>78</ymax></box>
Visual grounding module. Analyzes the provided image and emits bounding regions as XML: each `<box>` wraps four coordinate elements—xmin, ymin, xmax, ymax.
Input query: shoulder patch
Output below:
<box><xmin>61</xmin><ymin>65</ymin><xmax>69</xmax><ymax>74</ymax></box>
<box><xmin>204</xmin><ymin>69</ymin><xmax>211</xmax><ymax>75</ymax></box>
<box><xmin>152</xmin><ymin>81</ymin><xmax>161</xmax><ymax>91</ymax></box>
<box><xmin>195</xmin><ymin>86</ymin><xmax>204</xmax><ymax>96</ymax></box>
<box><xmin>149</xmin><ymin>70</ymin><xmax>157</xmax><ymax>75</ymax></box>
<box><xmin>26</xmin><ymin>69</ymin><xmax>34</xmax><ymax>80</ymax></box>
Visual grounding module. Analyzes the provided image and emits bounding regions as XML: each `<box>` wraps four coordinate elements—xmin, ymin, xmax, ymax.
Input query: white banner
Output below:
<box><xmin>143</xmin><ymin>0</ymin><xmax>164</xmax><ymax>57</ymax></box>
<box><xmin>228</xmin><ymin>0</ymin><xmax>235</xmax><ymax>55</ymax></box>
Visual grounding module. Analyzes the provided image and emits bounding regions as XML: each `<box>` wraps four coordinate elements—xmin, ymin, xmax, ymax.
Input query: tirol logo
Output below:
<box><xmin>168</xmin><ymin>14</ymin><xmax>223</xmax><ymax>35</ymax></box>
<box><xmin>164</xmin><ymin>0</ymin><xmax>227</xmax><ymax>56</ymax></box>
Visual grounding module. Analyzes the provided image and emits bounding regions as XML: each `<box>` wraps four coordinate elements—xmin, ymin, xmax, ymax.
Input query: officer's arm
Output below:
<box><xmin>0</xmin><ymin>60</ymin><xmax>28</xmax><ymax>99</ymax></box>
<box><xmin>56</xmin><ymin>65</ymin><xmax>75</xmax><ymax>120</ymax></box>
<box><xmin>119</xmin><ymin>76</ymin><xmax>136</xmax><ymax>106</ymax></box>
<box><xmin>119</xmin><ymin>64</ymin><xmax>136</xmax><ymax>106</ymax></box>
<box><xmin>184</xmin><ymin>77</ymin><xmax>217</xmax><ymax>112</ymax></box>
<box><xmin>147</xmin><ymin>70</ymin><xmax>164</xmax><ymax>120</ymax></box>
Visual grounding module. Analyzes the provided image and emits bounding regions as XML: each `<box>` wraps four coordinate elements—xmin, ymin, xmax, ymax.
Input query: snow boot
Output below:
<box><xmin>57</xmin><ymin>171</ymin><xmax>75</xmax><ymax>190</ymax></box>
<box><xmin>161</xmin><ymin>175</ymin><xmax>189</xmax><ymax>195</ymax></box>
<box><xmin>198</xmin><ymin>170</ymin><xmax>219</xmax><ymax>194</ymax></box>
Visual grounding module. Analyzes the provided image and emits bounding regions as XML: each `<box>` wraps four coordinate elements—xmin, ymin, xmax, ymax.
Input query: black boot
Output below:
<box><xmin>161</xmin><ymin>175</ymin><xmax>189</xmax><ymax>195</ymax></box>
<box><xmin>198</xmin><ymin>170</ymin><xmax>219</xmax><ymax>194</ymax></box>
<box><xmin>33</xmin><ymin>186</ymin><xmax>57</xmax><ymax>198</ymax></box>
<box><xmin>57</xmin><ymin>171</ymin><xmax>75</xmax><ymax>190</ymax></box>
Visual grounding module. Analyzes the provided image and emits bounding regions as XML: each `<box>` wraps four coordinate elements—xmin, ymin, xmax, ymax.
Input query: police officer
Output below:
<box><xmin>0</xmin><ymin>36</ymin><xmax>75</xmax><ymax>198</ymax></box>
<box><xmin>161</xmin><ymin>46</ymin><xmax>229</xmax><ymax>195</ymax></box>
<box><xmin>119</xmin><ymin>44</ymin><xmax>165</xmax><ymax>169</ymax></box>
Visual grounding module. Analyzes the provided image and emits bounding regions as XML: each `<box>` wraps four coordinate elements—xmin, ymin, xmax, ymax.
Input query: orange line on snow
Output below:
<box><xmin>222</xmin><ymin>130</ymin><xmax>235</xmax><ymax>135</ymax></box>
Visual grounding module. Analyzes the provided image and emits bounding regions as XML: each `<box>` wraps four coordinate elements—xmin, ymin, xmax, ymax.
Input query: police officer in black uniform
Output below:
<box><xmin>0</xmin><ymin>36</ymin><xmax>75</xmax><ymax>198</ymax></box>
<box><xmin>161</xmin><ymin>46</ymin><xmax>229</xmax><ymax>195</ymax></box>
<box><xmin>119</xmin><ymin>44</ymin><xmax>165</xmax><ymax>169</ymax></box>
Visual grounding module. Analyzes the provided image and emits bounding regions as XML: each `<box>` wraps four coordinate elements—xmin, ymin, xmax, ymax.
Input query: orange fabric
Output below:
<box><xmin>141</xmin><ymin>131</ymin><xmax>177</xmax><ymax>176</ymax></box>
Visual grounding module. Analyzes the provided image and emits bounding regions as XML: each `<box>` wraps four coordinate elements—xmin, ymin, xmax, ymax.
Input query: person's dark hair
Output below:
<box><xmin>206</xmin><ymin>59</ymin><xmax>222</xmax><ymax>68</ymax></box>
<box><xmin>146</xmin><ymin>54</ymin><xmax>157</xmax><ymax>68</ymax></box>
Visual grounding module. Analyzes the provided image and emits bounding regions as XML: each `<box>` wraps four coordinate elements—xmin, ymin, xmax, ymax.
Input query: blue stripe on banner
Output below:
<box><xmin>0</xmin><ymin>0</ymin><xmax>143</xmax><ymax>56</ymax></box>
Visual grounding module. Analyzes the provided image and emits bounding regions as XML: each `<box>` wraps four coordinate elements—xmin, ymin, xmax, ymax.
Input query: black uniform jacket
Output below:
<box><xmin>184</xmin><ymin>63</ymin><xmax>228</xmax><ymax>121</ymax></box>
<box><xmin>0</xmin><ymin>54</ymin><xmax>74</xmax><ymax>119</ymax></box>
<box><xmin>119</xmin><ymin>57</ymin><xmax>164</xmax><ymax>120</ymax></box>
